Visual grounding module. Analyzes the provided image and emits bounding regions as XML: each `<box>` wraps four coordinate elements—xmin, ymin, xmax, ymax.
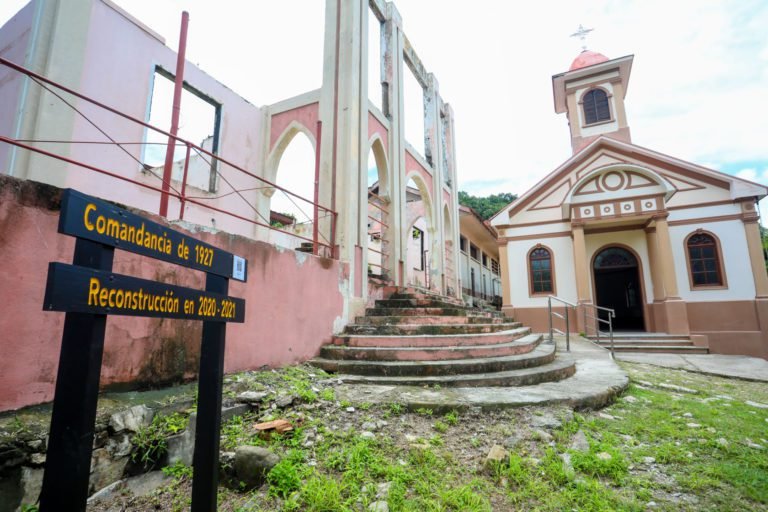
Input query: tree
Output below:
<box><xmin>458</xmin><ymin>191</ymin><xmax>517</xmax><ymax>220</ymax></box>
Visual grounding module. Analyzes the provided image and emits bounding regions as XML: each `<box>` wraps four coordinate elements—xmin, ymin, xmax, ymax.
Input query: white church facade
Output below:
<box><xmin>491</xmin><ymin>51</ymin><xmax>768</xmax><ymax>359</ymax></box>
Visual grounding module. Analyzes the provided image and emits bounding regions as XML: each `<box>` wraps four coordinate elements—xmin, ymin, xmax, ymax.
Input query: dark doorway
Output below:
<box><xmin>593</xmin><ymin>247</ymin><xmax>645</xmax><ymax>331</ymax></box>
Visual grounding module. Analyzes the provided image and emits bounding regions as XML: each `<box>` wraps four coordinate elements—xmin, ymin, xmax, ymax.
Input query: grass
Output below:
<box><xmin>92</xmin><ymin>362</ymin><xmax>768</xmax><ymax>512</ymax></box>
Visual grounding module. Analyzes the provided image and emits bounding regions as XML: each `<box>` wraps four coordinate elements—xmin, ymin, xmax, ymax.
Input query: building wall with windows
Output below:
<box><xmin>458</xmin><ymin>205</ymin><xmax>501</xmax><ymax>305</ymax></box>
<box><xmin>491</xmin><ymin>51</ymin><xmax>768</xmax><ymax>359</ymax></box>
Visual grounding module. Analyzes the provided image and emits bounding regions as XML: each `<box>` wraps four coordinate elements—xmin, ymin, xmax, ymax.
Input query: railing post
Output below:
<box><xmin>596</xmin><ymin>309</ymin><xmax>601</xmax><ymax>345</ymax></box>
<box><xmin>565</xmin><ymin>304</ymin><xmax>570</xmax><ymax>352</ymax></box>
<box><xmin>609</xmin><ymin>311</ymin><xmax>615</xmax><ymax>359</ymax></box>
<box><xmin>547</xmin><ymin>296</ymin><xmax>553</xmax><ymax>344</ymax></box>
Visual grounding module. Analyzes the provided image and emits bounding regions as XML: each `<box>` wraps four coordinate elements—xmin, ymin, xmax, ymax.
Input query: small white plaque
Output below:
<box><xmin>232</xmin><ymin>255</ymin><xmax>246</xmax><ymax>281</ymax></box>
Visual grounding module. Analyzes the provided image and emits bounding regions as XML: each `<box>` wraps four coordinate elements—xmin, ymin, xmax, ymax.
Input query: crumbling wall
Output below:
<box><xmin>0</xmin><ymin>176</ymin><xmax>345</xmax><ymax>412</ymax></box>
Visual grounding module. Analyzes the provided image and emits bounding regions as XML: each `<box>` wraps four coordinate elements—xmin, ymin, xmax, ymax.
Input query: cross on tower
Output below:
<box><xmin>570</xmin><ymin>24</ymin><xmax>594</xmax><ymax>51</ymax></box>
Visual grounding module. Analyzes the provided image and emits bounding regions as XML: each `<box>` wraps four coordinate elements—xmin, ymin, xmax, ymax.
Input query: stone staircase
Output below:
<box><xmin>590</xmin><ymin>332</ymin><xmax>709</xmax><ymax>354</ymax></box>
<box><xmin>310</xmin><ymin>288</ymin><xmax>576</xmax><ymax>387</ymax></box>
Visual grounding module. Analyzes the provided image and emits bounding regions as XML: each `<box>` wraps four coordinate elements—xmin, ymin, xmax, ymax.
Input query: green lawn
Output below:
<box><xmin>88</xmin><ymin>362</ymin><xmax>768</xmax><ymax>511</ymax></box>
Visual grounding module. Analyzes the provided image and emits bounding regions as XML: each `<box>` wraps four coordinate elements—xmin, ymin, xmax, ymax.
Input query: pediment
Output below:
<box><xmin>490</xmin><ymin>136</ymin><xmax>767</xmax><ymax>228</ymax></box>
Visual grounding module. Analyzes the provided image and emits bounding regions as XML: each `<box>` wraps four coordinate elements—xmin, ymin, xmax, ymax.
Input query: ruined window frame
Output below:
<box><xmin>144</xmin><ymin>66</ymin><xmax>222</xmax><ymax>193</ymax></box>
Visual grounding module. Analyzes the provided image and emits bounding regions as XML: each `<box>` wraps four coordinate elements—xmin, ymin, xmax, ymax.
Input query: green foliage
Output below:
<box><xmin>458</xmin><ymin>191</ymin><xmax>517</xmax><ymax>220</ymax></box>
<box><xmin>162</xmin><ymin>461</ymin><xmax>193</xmax><ymax>480</ymax></box>
<box><xmin>388</xmin><ymin>402</ymin><xmax>403</xmax><ymax>415</ymax></box>
<box><xmin>320</xmin><ymin>388</ymin><xmax>335</xmax><ymax>401</ymax></box>
<box><xmin>20</xmin><ymin>505</ymin><xmax>39</xmax><ymax>512</ymax></box>
<box><xmin>433</xmin><ymin>421</ymin><xmax>448</xmax><ymax>433</ymax></box>
<box><xmin>131</xmin><ymin>412</ymin><xmax>189</xmax><ymax>468</ymax></box>
<box><xmin>267</xmin><ymin>449</ymin><xmax>309</xmax><ymax>499</ymax></box>
<box><xmin>443</xmin><ymin>410</ymin><xmax>459</xmax><ymax>426</ymax></box>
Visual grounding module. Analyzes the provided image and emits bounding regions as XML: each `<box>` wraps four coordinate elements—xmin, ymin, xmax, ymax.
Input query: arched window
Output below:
<box><xmin>582</xmin><ymin>89</ymin><xmax>610</xmax><ymax>125</ymax></box>
<box><xmin>686</xmin><ymin>232</ymin><xmax>724</xmax><ymax>287</ymax></box>
<box><xmin>529</xmin><ymin>247</ymin><xmax>554</xmax><ymax>295</ymax></box>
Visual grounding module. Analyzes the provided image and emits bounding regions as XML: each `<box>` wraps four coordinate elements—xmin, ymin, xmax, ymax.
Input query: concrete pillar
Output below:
<box><xmin>498</xmin><ymin>243</ymin><xmax>514</xmax><ymax>318</ymax></box>
<box><xmin>571</xmin><ymin>222</ymin><xmax>592</xmax><ymax>304</ymax></box>
<box><xmin>381</xmin><ymin>4</ymin><xmax>406</xmax><ymax>286</ymax></box>
<box><xmin>743</xmin><ymin>218</ymin><xmax>768</xmax><ymax>298</ymax></box>
<box><xmin>654</xmin><ymin>215</ymin><xmax>679</xmax><ymax>298</ymax></box>
<box><xmin>644</xmin><ymin>226</ymin><xmax>666</xmax><ymax>333</ymax></box>
<box><xmin>11</xmin><ymin>0</ymin><xmax>95</xmax><ymax>187</ymax></box>
<box><xmin>653</xmin><ymin>214</ymin><xmax>689</xmax><ymax>334</ymax></box>
<box><xmin>644</xmin><ymin>227</ymin><xmax>666</xmax><ymax>301</ymax></box>
<box><xmin>425</xmin><ymin>73</ymin><xmax>444</xmax><ymax>293</ymax></box>
<box><xmin>319</xmin><ymin>0</ymin><xmax>368</xmax><ymax>320</ymax></box>
<box><xmin>444</xmin><ymin>104</ymin><xmax>462</xmax><ymax>298</ymax></box>
<box><xmin>743</xmin><ymin>215</ymin><xmax>768</xmax><ymax>358</ymax></box>
<box><xmin>571</xmin><ymin>222</ymin><xmax>592</xmax><ymax>333</ymax></box>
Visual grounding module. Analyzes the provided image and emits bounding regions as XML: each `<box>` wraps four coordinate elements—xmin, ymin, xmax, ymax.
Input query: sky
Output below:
<box><xmin>1</xmin><ymin>0</ymin><xmax>767</xmax><ymax>218</ymax></box>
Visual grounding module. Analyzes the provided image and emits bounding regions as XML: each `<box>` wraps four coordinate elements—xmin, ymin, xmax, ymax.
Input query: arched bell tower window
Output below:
<box><xmin>686</xmin><ymin>231</ymin><xmax>725</xmax><ymax>288</ymax></box>
<box><xmin>528</xmin><ymin>246</ymin><xmax>555</xmax><ymax>295</ymax></box>
<box><xmin>582</xmin><ymin>88</ymin><xmax>611</xmax><ymax>125</ymax></box>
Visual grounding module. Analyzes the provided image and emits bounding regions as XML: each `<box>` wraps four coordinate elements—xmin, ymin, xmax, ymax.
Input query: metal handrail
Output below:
<box><xmin>547</xmin><ymin>296</ymin><xmax>577</xmax><ymax>352</ymax></box>
<box><xmin>582</xmin><ymin>303</ymin><xmax>616</xmax><ymax>358</ymax></box>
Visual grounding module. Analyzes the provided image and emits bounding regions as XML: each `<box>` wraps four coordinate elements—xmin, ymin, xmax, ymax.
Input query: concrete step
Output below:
<box><xmin>333</xmin><ymin>338</ymin><xmax>628</xmax><ymax>409</ymax></box>
<box><xmin>343</xmin><ymin>322</ymin><xmax>522</xmax><ymax>336</ymax></box>
<box><xmin>375</xmin><ymin>298</ymin><xmax>474</xmax><ymax>310</ymax></box>
<box><xmin>354</xmin><ymin>315</ymin><xmax>506</xmax><ymax>326</ymax></box>
<box><xmin>332</xmin><ymin>326</ymin><xmax>532</xmax><ymax>348</ymax></box>
<box><xmin>321</xmin><ymin>333</ymin><xmax>542</xmax><ymax>361</ymax></box>
<box><xmin>388</xmin><ymin>291</ymin><xmax>465</xmax><ymax>306</ymax></box>
<box><xmin>590</xmin><ymin>333</ymin><xmax>693</xmax><ymax>341</ymax></box>
<box><xmin>310</xmin><ymin>341</ymin><xmax>556</xmax><ymax>377</ymax></box>
<box><xmin>594</xmin><ymin>339</ymin><xmax>694</xmax><ymax>347</ymax></box>
<box><xmin>366</xmin><ymin>307</ymin><xmax>492</xmax><ymax>317</ymax></box>
<box><xmin>597</xmin><ymin>344</ymin><xmax>709</xmax><ymax>354</ymax></box>
<box><xmin>328</xmin><ymin>352</ymin><xmax>576</xmax><ymax>387</ymax></box>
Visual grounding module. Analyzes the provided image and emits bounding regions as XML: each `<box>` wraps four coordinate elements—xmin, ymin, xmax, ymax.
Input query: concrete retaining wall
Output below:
<box><xmin>0</xmin><ymin>176</ymin><xmax>346</xmax><ymax>412</ymax></box>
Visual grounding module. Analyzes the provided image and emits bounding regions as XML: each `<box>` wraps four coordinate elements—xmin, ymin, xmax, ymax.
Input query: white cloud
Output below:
<box><xmin>736</xmin><ymin>168</ymin><xmax>758</xmax><ymax>181</ymax></box>
<box><xmin>1</xmin><ymin>0</ymin><xmax>766</xmax><ymax>203</ymax></box>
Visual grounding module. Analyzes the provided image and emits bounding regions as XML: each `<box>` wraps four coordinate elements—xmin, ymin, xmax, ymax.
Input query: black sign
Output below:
<box><xmin>41</xmin><ymin>190</ymin><xmax>248</xmax><ymax>512</ymax></box>
<box><xmin>58</xmin><ymin>189</ymin><xmax>247</xmax><ymax>282</ymax></box>
<box><xmin>43</xmin><ymin>263</ymin><xmax>245</xmax><ymax>323</ymax></box>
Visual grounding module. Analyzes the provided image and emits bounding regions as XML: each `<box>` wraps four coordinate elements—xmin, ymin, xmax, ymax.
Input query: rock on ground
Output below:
<box><xmin>234</xmin><ymin>446</ymin><xmax>280</xmax><ymax>488</ymax></box>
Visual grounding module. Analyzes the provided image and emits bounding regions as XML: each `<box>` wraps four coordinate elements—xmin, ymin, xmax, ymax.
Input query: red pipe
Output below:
<box><xmin>0</xmin><ymin>58</ymin><xmax>332</xmax><ymax>214</ymax></box>
<box><xmin>159</xmin><ymin>11</ymin><xmax>189</xmax><ymax>217</ymax></box>
<box><xmin>312</xmin><ymin>121</ymin><xmax>322</xmax><ymax>256</ymax></box>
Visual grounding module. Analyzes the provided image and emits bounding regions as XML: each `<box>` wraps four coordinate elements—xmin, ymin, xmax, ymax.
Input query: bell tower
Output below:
<box><xmin>552</xmin><ymin>43</ymin><xmax>634</xmax><ymax>154</ymax></box>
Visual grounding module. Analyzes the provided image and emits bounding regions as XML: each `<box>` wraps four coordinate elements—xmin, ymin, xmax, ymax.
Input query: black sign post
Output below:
<box><xmin>39</xmin><ymin>189</ymin><xmax>247</xmax><ymax>512</ymax></box>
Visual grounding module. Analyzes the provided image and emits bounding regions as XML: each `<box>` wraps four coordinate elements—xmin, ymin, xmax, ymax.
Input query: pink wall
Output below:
<box><xmin>9</xmin><ymin>0</ymin><xmax>266</xmax><ymax>239</ymax></box>
<box><xmin>269</xmin><ymin>103</ymin><xmax>320</xmax><ymax>152</ymax></box>
<box><xmin>368</xmin><ymin>112</ymin><xmax>389</xmax><ymax>152</ymax></box>
<box><xmin>405</xmin><ymin>149</ymin><xmax>433</xmax><ymax>191</ymax></box>
<box><xmin>0</xmin><ymin>177</ymin><xmax>345</xmax><ymax>412</ymax></box>
<box><xmin>0</xmin><ymin>2</ymin><xmax>33</xmax><ymax>169</ymax></box>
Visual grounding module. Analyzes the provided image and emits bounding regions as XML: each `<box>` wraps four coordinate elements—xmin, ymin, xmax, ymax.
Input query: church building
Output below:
<box><xmin>490</xmin><ymin>50</ymin><xmax>768</xmax><ymax>359</ymax></box>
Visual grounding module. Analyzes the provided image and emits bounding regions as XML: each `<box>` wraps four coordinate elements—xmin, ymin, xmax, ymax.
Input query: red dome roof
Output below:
<box><xmin>569</xmin><ymin>50</ymin><xmax>609</xmax><ymax>71</ymax></box>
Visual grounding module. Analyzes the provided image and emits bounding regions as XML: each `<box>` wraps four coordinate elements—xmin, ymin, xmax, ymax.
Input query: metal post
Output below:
<box><xmin>609</xmin><ymin>311</ymin><xmax>615</xmax><ymax>359</ymax></box>
<box><xmin>159</xmin><ymin>11</ymin><xmax>189</xmax><ymax>218</ymax></box>
<box><xmin>565</xmin><ymin>304</ymin><xmax>570</xmax><ymax>352</ymax></box>
<box><xmin>547</xmin><ymin>297</ymin><xmax>553</xmax><ymax>343</ymax></box>
<box><xmin>191</xmin><ymin>272</ymin><xmax>228</xmax><ymax>512</ymax></box>
<box><xmin>178</xmin><ymin>144</ymin><xmax>192</xmax><ymax>220</ymax></box>
<box><xmin>596</xmin><ymin>307</ymin><xmax>600</xmax><ymax>345</ymax></box>
<box><xmin>312</xmin><ymin>121</ymin><xmax>322</xmax><ymax>256</ymax></box>
<box><xmin>39</xmin><ymin>239</ymin><xmax>114</xmax><ymax>511</ymax></box>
